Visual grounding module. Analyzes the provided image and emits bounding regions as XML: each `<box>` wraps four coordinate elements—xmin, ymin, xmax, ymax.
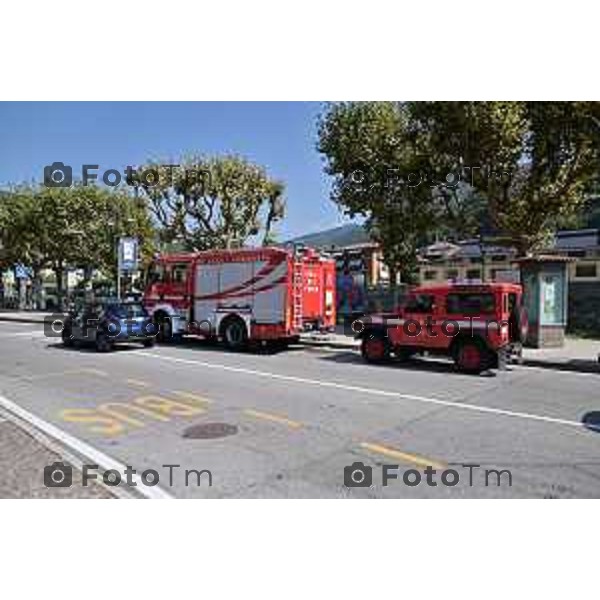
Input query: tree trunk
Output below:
<box><xmin>18</xmin><ymin>277</ymin><xmax>26</xmax><ymax>311</ymax></box>
<box><xmin>388</xmin><ymin>265</ymin><xmax>398</xmax><ymax>290</ymax></box>
<box><xmin>54</xmin><ymin>264</ymin><xmax>65</xmax><ymax>311</ymax></box>
<box><xmin>32</xmin><ymin>267</ymin><xmax>44</xmax><ymax>310</ymax></box>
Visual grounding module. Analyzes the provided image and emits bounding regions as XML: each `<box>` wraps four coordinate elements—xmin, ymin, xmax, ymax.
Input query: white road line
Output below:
<box><xmin>134</xmin><ymin>351</ymin><xmax>587</xmax><ymax>431</ymax></box>
<box><xmin>0</xmin><ymin>331</ymin><xmax>46</xmax><ymax>338</ymax></box>
<box><xmin>0</xmin><ymin>394</ymin><xmax>173</xmax><ymax>499</ymax></box>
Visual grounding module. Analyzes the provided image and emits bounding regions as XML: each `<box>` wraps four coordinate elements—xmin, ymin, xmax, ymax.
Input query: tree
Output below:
<box><xmin>0</xmin><ymin>184</ymin><xmax>155</xmax><ymax>305</ymax></box>
<box><xmin>318</xmin><ymin>101</ymin><xmax>600</xmax><ymax>282</ymax></box>
<box><xmin>133</xmin><ymin>155</ymin><xmax>285</xmax><ymax>250</ymax></box>
<box><xmin>408</xmin><ymin>101</ymin><xmax>600</xmax><ymax>254</ymax></box>
<box><xmin>317</xmin><ymin>102</ymin><xmax>438</xmax><ymax>283</ymax></box>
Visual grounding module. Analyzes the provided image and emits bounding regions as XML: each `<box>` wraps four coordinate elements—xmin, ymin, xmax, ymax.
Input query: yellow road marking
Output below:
<box><xmin>20</xmin><ymin>367</ymin><xmax>109</xmax><ymax>382</ymax></box>
<box><xmin>171</xmin><ymin>391</ymin><xmax>213</xmax><ymax>406</ymax></box>
<box><xmin>359</xmin><ymin>442</ymin><xmax>446</xmax><ymax>470</ymax></box>
<box><xmin>134</xmin><ymin>396</ymin><xmax>206</xmax><ymax>417</ymax></box>
<box><xmin>80</xmin><ymin>368</ymin><xmax>109</xmax><ymax>378</ymax></box>
<box><xmin>243</xmin><ymin>408</ymin><xmax>302</xmax><ymax>429</ymax></box>
<box><xmin>126</xmin><ymin>378</ymin><xmax>151</xmax><ymax>388</ymax></box>
<box><xmin>61</xmin><ymin>395</ymin><xmax>208</xmax><ymax>437</ymax></box>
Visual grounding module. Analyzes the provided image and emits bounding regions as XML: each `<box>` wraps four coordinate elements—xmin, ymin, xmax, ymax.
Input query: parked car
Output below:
<box><xmin>62</xmin><ymin>301</ymin><xmax>157</xmax><ymax>352</ymax></box>
<box><xmin>355</xmin><ymin>282</ymin><xmax>528</xmax><ymax>374</ymax></box>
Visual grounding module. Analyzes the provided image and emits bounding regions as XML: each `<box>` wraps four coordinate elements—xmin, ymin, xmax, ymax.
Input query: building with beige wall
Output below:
<box><xmin>417</xmin><ymin>230</ymin><xmax>600</xmax><ymax>286</ymax></box>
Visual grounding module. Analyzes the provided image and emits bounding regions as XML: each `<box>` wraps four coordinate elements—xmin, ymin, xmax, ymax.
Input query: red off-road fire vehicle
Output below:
<box><xmin>355</xmin><ymin>282</ymin><xmax>528</xmax><ymax>374</ymax></box>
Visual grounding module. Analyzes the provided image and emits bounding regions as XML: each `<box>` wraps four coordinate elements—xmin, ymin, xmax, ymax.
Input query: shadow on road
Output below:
<box><xmin>46</xmin><ymin>341</ymin><xmax>147</xmax><ymax>353</ymax></box>
<box><xmin>45</xmin><ymin>336</ymin><xmax>306</xmax><ymax>357</ymax></box>
<box><xmin>582</xmin><ymin>411</ymin><xmax>600</xmax><ymax>433</ymax></box>
<box><xmin>523</xmin><ymin>358</ymin><xmax>600</xmax><ymax>376</ymax></box>
<box><xmin>316</xmin><ymin>350</ymin><xmax>498</xmax><ymax>377</ymax></box>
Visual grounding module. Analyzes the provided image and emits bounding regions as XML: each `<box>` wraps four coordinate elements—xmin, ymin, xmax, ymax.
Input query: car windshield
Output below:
<box><xmin>106</xmin><ymin>303</ymin><xmax>148</xmax><ymax>319</ymax></box>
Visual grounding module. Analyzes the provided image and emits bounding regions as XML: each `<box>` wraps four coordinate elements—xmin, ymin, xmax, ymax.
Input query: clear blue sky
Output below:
<box><xmin>0</xmin><ymin>101</ymin><xmax>351</xmax><ymax>240</ymax></box>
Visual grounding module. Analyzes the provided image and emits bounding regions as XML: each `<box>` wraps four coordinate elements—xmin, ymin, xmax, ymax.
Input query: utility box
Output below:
<box><xmin>517</xmin><ymin>256</ymin><xmax>572</xmax><ymax>348</ymax></box>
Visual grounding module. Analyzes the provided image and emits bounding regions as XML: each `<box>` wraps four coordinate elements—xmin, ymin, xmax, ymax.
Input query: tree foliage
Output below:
<box><xmin>0</xmin><ymin>184</ymin><xmax>154</xmax><ymax>295</ymax></box>
<box><xmin>318</xmin><ymin>101</ymin><xmax>600</xmax><ymax>281</ymax></box>
<box><xmin>408</xmin><ymin>101</ymin><xmax>600</xmax><ymax>253</ymax></box>
<box><xmin>133</xmin><ymin>155</ymin><xmax>285</xmax><ymax>250</ymax></box>
<box><xmin>317</xmin><ymin>102</ymin><xmax>435</xmax><ymax>283</ymax></box>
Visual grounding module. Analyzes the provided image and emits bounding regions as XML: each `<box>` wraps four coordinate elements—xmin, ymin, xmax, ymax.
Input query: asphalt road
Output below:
<box><xmin>0</xmin><ymin>320</ymin><xmax>599</xmax><ymax>498</ymax></box>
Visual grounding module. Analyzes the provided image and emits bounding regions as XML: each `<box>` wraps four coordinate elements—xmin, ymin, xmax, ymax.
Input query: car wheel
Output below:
<box><xmin>454</xmin><ymin>340</ymin><xmax>488</xmax><ymax>374</ymax></box>
<box><xmin>155</xmin><ymin>314</ymin><xmax>183</xmax><ymax>344</ymax></box>
<box><xmin>361</xmin><ymin>333</ymin><xmax>390</xmax><ymax>364</ymax></box>
<box><xmin>222</xmin><ymin>317</ymin><xmax>248</xmax><ymax>351</ymax></box>
<box><xmin>95</xmin><ymin>332</ymin><xmax>112</xmax><ymax>353</ymax></box>
<box><xmin>61</xmin><ymin>321</ymin><xmax>74</xmax><ymax>347</ymax></box>
<box><xmin>155</xmin><ymin>314</ymin><xmax>172</xmax><ymax>343</ymax></box>
<box><xmin>143</xmin><ymin>337</ymin><xmax>156</xmax><ymax>348</ymax></box>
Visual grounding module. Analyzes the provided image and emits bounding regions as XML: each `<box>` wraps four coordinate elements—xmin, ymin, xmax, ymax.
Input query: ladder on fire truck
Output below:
<box><xmin>292</xmin><ymin>260</ymin><xmax>304</xmax><ymax>329</ymax></box>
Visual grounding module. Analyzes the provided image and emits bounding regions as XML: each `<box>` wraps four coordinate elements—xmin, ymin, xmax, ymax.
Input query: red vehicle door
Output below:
<box><xmin>399</xmin><ymin>291</ymin><xmax>438</xmax><ymax>347</ymax></box>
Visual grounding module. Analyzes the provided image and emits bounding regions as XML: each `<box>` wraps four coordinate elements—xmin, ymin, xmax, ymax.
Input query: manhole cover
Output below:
<box><xmin>183</xmin><ymin>422</ymin><xmax>238</xmax><ymax>439</ymax></box>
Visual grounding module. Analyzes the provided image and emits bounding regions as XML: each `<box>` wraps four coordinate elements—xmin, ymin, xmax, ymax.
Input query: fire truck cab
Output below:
<box><xmin>143</xmin><ymin>246</ymin><xmax>336</xmax><ymax>349</ymax></box>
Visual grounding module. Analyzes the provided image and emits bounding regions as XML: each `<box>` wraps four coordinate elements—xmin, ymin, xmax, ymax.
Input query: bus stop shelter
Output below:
<box><xmin>516</xmin><ymin>256</ymin><xmax>573</xmax><ymax>348</ymax></box>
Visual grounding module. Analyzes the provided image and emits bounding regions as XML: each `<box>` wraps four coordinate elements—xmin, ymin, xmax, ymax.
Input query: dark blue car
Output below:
<box><xmin>62</xmin><ymin>302</ymin><xmax>157</xmax><ymax>352</ymax></box>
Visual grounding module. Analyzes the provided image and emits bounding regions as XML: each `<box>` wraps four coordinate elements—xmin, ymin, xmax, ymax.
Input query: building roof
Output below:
<box><xmin>554</xmin><ymin>229</ymin><xmax>600</xmax><ymax>250</ymax></box>
<box><xmin>420</xmin><ymin>239</ymin><xmax>518</xmax><ymax>263</ymax></box>
<box><xmin>284</xmin><ymin>224</ymin><xmax>374</xmax><ymax>250</ymax></box>
<box><xmin>286</xmin><ymin>224</ymin><xmax>600</xmax><ymax>261</ymax></box>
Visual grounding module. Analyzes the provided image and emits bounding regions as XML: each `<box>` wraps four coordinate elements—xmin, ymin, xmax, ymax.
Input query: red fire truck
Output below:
<box><xmin>142</xmin><ymin>246</ymin><xmax>336</xmax><ymax>349</ymax></box>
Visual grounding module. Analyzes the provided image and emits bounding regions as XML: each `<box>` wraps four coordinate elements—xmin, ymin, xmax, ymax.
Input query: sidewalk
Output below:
<box><xmin>299</xmin><ymin>327</ymin><xmax>600</xmax><ymax>374</ymax></box>
<box><xmin>0</xmin><ymin>412</ymin><xmax>114</xmax><ymax>499</ymax></box>
<box><xmin>0</xmin><ymin>309</ymin><xmax>49</xmax><ymax>324</ymax></box>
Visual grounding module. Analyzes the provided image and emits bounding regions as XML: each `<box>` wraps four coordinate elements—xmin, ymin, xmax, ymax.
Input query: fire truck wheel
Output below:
<box><xmin>361</xmin><ymin>333</ymin><xmax>390</xmax><ymax>364</ymax></box>
<box><xmin>454</xmin><ymin>339</ymin><xmax>489</xmax><ymax>374</ymax></box>
<box><xmin>221</xmin><ymin>317</ymin><xmax>248</xmax><ymax>351</ymax></box>
<box><xmin>155</xmin><ymin>313</ymin><xmax>181</xmax><ymax>344</ymax></box>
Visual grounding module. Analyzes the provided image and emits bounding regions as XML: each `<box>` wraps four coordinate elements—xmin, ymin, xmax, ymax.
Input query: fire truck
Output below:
<box><xmin>142</xmin><ymin>246</ymin><xmax>336</xmax><ymax>349</ymax></box>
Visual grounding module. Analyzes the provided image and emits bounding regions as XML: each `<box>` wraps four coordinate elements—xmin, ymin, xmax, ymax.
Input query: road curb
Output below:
<box><xmin>0</xmin><ymin>315</ymin><xmax>47</xmax><ymax>324</ymax></box>
<box><xmin>298</xmin><ymin>338</ymin><xmax>359</xmax><ymax>351</ymax></box>
<box><xmin>0</xmin><ymin>394</ymin><xmax>172</xmax><ymax>499</ymax></box>
<box><xmin>521</xmin><ymin>358</ymin><xmax>600</xmax><ymax>374</ymax></box>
